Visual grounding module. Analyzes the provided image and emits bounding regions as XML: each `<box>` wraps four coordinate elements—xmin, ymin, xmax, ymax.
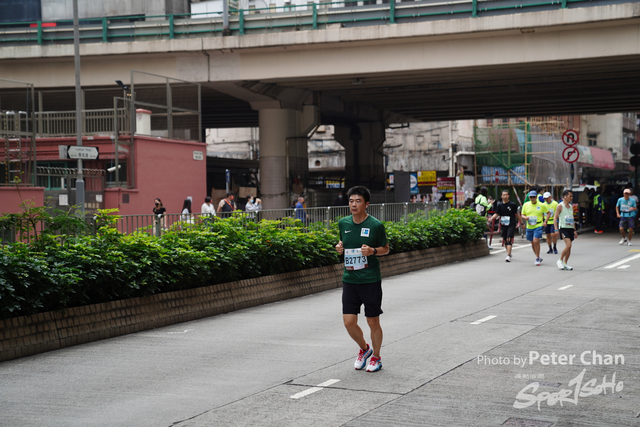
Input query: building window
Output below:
<box><xmin>624</xmin><ymin>132</ymin><xmax>635</xmax><ymax>149</ymax></box>
<box><xmin>587</xmin><ymin>134</ymin><xmax>597</xmax><ymax>147</ymax></box>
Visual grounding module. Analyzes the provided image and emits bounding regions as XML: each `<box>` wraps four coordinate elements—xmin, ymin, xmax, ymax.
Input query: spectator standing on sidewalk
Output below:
<box><xmin>593</xmin><ymin>188</ymin><xmax>605</xmax><ymax>233</ymax></box>
<box><xmin>153</xmin><ymin>198</ymin><xmax>166</xmax><ymax>217</ymax></box>
<box><xmin>334</xmin><ymin>192</ymin><xmax>349</xmax><ymax>207</ymax></box>
<box><xmin>335</xmin><ymin>186</ymin><xmax>389</xmax><ymax>373</ymax></box>
<box><xmin>201</xmin><ymin>196</ymin><xmax>216</xmax><ymax>215</ymax></box>
<box><xmin>609</xmin><ymin>187</ymin><xmax>621</xmax><ymax>227</ymax></box>
<box><xmin>153</xmin><ymin>198</ymin><xmax>166</xmax><ymax>232</ymax></box>
<box><xmin>245</xmin><ymin>195</ymin><xmax>262</xmax><ymax>219</ymax></box>
<box><xmin>474</xmin><ymin>187</ymin><xmax>495</xmax><ymax>249</ymax></box>
<box><xmin>578</xmin><ymin>189</ymin><xmax>589</xmax><ymax>226</ymax></box>
<box><xmin>554</xmin><ymin>189</ymin><xmax>578</xmax><ymax>271</ymax></box>
<box><xmin>295</xmin><ymin>195</ymin><xmax>309</xmax><ymax>222</ymax></box>
<box><xmin>181</xmin><ymin>198</ymin><xmax>193</xmax><ymax>224</ymax></box>
<box><xmin>217</xmin><ymin>192</ymin><xmax>236</xmax><ymax>218</ymax></box>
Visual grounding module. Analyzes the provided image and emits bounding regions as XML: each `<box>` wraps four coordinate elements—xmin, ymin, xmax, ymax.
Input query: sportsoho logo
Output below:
<box><xmin>477</xmin><ymin>350</ymin><xmax>625</xmax><ymax>410</ymax></box>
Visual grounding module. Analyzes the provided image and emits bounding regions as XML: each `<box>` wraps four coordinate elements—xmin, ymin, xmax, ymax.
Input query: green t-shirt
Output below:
<box><xmin>339</xmin><ymin>215</ymin><xmax>388</xmax><ymax>284</ymax></box>
<box><xmin>521</xmin><ymin>201</ymin><xmax>549</xmax><ymax>229</ymax></box>
<box><xmin>545</xmin><ymin>200</ymin><xmax>558</xmax><ymax>224</ymax></box>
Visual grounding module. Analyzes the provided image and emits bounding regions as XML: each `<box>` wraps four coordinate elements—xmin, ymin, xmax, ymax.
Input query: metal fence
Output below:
<box><xmin>1</xmin><ymin>201</ymin><xmax>449</xmax><ymax>244</ymax></box>
<box><xmin>35</xmin><ymin>108</ymin><xmax>129</xmax><ymax>137</ymax></box>
<box><xmin>110</xmin><ymin>201</ymin><xmax>449</xmax><ymax>236</ymax></box>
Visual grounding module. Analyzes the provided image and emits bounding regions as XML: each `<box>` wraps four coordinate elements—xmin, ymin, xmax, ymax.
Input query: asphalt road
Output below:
<box><xmin>1</xmin><ymin>229</ymin><xmax>639</xmax><ymax>427</ymax></box>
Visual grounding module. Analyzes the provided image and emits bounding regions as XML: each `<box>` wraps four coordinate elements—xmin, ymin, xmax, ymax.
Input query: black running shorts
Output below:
<box><xmin>501</xmin><ymin>225</ymin><xmax>516</xmax><ymax>241</ymax></box>
<box><xmin>342</xmin><ymin>281</ymin><xmax>383</xmax><ymax>317</ymax></box>
<box><xmin>559</xmin><ymin>228</ymin><xmax>575</xmax><ymax>241</ymax></box>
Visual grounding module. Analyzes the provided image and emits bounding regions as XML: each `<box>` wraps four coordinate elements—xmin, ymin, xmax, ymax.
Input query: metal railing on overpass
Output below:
<box><xmin>0</xmin><ymin>0</ymin><xmax>618</xmax><ymax>47</ymax></box>
<box><xmin>0</xmin><ymin>108</ymin><xmax>129</xmax><ymax>137</ymax></box>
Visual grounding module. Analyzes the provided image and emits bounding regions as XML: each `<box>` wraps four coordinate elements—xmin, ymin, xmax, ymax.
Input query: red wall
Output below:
<box><xmin>3</xmin><ymin>135</ymin><xmax>206</xmax><ymax>217</ymax></box>
<box><xmin>107</xmin><ymin>136</ymin><xmax>206</xmax><ymax>215</ymax></box>
<box><xmin>0</xmin><ymin>187</ymin><xmax>45</xmax><ymax>214</ymax></box>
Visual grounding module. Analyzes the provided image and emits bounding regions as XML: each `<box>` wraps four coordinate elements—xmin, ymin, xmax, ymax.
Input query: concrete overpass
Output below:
<box><xmin>1</xmin><ymin>1</ymin><xmax>639</xmax><ymax>207</ymax></box>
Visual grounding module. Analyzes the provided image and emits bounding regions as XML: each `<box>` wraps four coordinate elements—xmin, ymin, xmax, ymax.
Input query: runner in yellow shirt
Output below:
<box><xmin>521</xmin><ymin>190</ymin><xmax>551</xmax><ymax>266</ymax></box>
<box><xmin>543</xmin><ymin>192</ymin><xmax>559</xmax><ymax>255</ymax></box>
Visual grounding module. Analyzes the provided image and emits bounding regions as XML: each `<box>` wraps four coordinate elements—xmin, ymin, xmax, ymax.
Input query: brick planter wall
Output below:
<box><xmin>0</xmin><ymin>240</ymin><xmax>488</xmax><ymax>362</ymax></box>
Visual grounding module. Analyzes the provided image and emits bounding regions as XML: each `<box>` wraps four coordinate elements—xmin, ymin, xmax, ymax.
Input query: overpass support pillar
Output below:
<box><xmin>258</xmin><ymin>106</ymin><xmax>318</xmax><ymax>209</ymax></box>
<box><xmin>335</xmin><ymin>122</ymin><xmax>386</xmax><ymax>192</ymax></box>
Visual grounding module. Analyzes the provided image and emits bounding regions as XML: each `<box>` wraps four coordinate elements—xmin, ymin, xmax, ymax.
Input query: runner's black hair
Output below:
<box><xmin>347</xmin><ymin>186</ymin><xmax>371</xmax><ymax>203</ymax></box>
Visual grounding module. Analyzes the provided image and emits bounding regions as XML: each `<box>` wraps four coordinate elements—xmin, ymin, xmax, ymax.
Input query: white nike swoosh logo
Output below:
<box><xmin>345</xmin><ymin>230</ymin><xmax>351</xmax><ymax>233</ymax></box>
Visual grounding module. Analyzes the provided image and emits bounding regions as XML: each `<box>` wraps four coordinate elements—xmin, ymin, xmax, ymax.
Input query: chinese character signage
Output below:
<box><xmin>418</xmin><ymin>170</ymin><xmax>436</xmax><ymax>186</ymax></box>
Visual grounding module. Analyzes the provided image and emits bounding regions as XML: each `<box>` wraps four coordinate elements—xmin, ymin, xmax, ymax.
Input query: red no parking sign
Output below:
<box><xmin>562</xmin><ymin>146</ymin><xmax>579</xmax><ymax>163</ymax></box>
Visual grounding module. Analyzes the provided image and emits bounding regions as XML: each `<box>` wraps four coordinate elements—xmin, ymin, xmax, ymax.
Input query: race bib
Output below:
<box><xmin>344</xmin><ymin>248</ymin><xmax>368</xmax><ymax>271</ymax></box>
<box><xmin>548</xmin><ymin>208</ymin><xmax>554</xmax><ymax>216</ymax></box>
<box><xmin>528</xmin><ymin>217</ymin><xmax>538</xmax><ymax>226</ymax></box>
<box><xmin>500</xmin><ymin>217</ymin><xmax>511</xmax><ymax>226</ymax></box>
<box><xmin>565</xmin><ymin>216</ymin><xmax>574</xmax><ymax>226</ymax></box>
<box><xmin>621</xmin><ymin>204</ymin><xmax>630</xmax><ymax>213</ymax></box>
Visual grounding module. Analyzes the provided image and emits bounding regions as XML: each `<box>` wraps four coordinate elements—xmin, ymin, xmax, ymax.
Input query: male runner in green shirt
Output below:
<box><xmin>336</xmin><ymin>186</ymin><xmax>389</xmax><ymax>372</ymax></box>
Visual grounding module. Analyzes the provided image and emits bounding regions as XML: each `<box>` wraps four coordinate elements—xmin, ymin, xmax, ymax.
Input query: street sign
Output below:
<box><xmin>562</xmin><ymin>130</ymin><xmax>579</xmax><ymax>146</ymax></box>
<box><xmin>67</xmin><ymin>146</ymin><xmax>99</xmax><ymax>160</ymax></box>
<box><xmin>562</xmin><ymin>146</ymin><xmax>579</xmax><ymax>163</ymax></box>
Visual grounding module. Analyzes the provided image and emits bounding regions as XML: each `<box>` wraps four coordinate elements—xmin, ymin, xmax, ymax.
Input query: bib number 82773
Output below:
<box><xmin>344</xmin><ymin>248</ymin><xmax>368</xmax><ymax>271</ymax></box>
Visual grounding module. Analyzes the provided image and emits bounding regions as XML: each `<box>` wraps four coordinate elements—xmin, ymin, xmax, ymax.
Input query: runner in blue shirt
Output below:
<box><xmin>616</xmin><ymin>189</ymin><xmax>637</xmax><ymax>246</ymax></box>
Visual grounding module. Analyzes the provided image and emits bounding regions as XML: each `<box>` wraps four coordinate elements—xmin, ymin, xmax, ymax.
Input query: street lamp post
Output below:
<box><xmin>73</xmin><ymin>0</ymin><xmax>85</xmax><ymax>217</ymax></box>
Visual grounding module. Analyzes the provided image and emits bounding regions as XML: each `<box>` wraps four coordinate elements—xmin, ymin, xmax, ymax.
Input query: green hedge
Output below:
<box><xmin>0</xmin><ymin>208</ymin><xmax>486</xmax><ymax>319</ymax></box>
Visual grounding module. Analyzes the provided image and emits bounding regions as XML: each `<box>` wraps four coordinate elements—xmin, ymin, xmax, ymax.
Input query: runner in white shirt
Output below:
<box><xmin>554</xmin><ymin>189</ymin><xmax>578</xmax><ymax>270</ymax></box>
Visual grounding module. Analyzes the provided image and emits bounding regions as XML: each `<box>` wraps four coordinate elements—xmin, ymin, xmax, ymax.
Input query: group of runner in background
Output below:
<box><xmin>476</xmin><ymin>184</ymin><xmax>638</xmax><ymax>270</ymax></box>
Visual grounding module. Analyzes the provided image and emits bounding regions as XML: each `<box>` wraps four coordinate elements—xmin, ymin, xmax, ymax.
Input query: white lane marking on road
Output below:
<box><xmin>167</xmin><ymin>329</ymin><xmax>193</xmax><ymax>334</ymax></box>
<box><xmin>470</xmin><ymin>315</ymin><xmax>497</xmax><ymax>325</ymax></box>
<box><xmin>558</xmin><ymin>285</ymin><xmax>573</xmax><ymax>290</ymax></box>
<box><xmin>604</xmin><ymin>253</ymin><xmax>640</xmax><ymax>269</ymax></box>
<box><xmin>490</xmin><ymin>244</ymin><xmax>531</xmax><ymax>254</ymax></box>
<box><xmin>618</xmin><ymin>265</ymin><xmax>631</xmax><ymax>269</ymax></box>
<box><xmin>290</xmin><ymin>379</ymin><xmax>340</xmax><ymax>399</ymax></box>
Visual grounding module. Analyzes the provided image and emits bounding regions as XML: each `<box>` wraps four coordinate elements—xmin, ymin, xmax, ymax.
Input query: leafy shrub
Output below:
<box><xmin>0</xmin><ymin>208</ymin><xmax>485</xmax><ymax>319</ymax></box>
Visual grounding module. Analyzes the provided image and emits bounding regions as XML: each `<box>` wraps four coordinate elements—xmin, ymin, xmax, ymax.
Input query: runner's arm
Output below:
<box><xmin>361</xmin><ymin>243</ymin><xmax>389</xmax><ymax>257</ymax></box>
<box><xmin>553</xmin><ymin>203</ymin><xmax>562</xmax><ymax>230</ymax></box>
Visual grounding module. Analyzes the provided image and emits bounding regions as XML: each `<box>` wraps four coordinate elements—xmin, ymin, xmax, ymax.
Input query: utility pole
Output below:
<box><xmin>73</xmin><ymin>0</ymin><xmax>85</xmax><ymax>216</ymax></box>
